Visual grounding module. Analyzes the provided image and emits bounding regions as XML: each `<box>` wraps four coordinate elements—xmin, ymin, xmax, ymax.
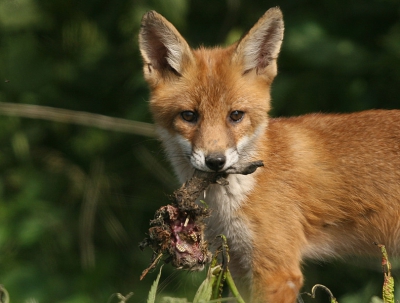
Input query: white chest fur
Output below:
<box><xmin>202</xmin><ymin>173</ymin><xmax>255</xmax><ymax>284</ymax></box>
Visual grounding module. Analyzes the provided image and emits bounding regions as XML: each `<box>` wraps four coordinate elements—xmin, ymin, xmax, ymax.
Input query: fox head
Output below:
<box><xmin>139</xmin><ymin>8</ymin><xmax>284</xmax><ymax>181</ymax></box>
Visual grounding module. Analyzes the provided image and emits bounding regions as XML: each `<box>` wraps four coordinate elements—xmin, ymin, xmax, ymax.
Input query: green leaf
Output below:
<box><xmin>193</xmin><ymin>267</ymin><xmax>215</xmax><ymax>303</ymax></box>
<box><xmin>147</xmin><ymin>265</ymin><xmax>163</xmax><ymax>303</ymax></box>
<box><xmin>370</xmin><ymin>296</ymin><xmax>384</xmax><ymax>303</ymax></box>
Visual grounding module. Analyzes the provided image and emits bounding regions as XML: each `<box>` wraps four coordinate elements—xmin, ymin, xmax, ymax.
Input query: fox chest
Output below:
<box><xmin>202</xmin><ymin>174</ymin><xmax>255</xmax><ymax>278</ymax></box>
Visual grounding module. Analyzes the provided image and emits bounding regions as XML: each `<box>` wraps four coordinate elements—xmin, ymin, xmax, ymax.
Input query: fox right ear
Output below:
<box><xmin>139</xmin><ymin>11</ymin><xmax>193</xmax><ymax>84</ymax></box>
<box><xmin>234</xmin><ymin>7</ymin><xmax>284</xmax><ymax>82</ymax></box>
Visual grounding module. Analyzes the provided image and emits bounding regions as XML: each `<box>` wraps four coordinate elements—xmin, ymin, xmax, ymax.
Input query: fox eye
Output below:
<box><xmin>181</xmin><ymin>111</ymin><xmax>197</xmax><ymax>122</ymax></box>
<box><xmin>230</xmin><ymin>110</ymin><xmax>244</xmax><ymax>122</ymax></box>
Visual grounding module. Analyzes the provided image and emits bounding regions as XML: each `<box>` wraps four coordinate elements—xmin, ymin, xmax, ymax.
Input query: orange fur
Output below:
<box><xmin>139</xmin><ymin>8</ymin><xmax>400</xmax><ymax>302</ymax></box>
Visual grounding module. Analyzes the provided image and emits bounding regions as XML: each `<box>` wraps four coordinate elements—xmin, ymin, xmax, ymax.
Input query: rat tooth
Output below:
<box><xmin>190</xmin><ymin>233</ymin><xmax>197</xmax><ymax>242</ymax></box>
<box><xmin>176</xmin><ymin>243</ymin><xmax>186</xmax><ymax>252</ymax></box>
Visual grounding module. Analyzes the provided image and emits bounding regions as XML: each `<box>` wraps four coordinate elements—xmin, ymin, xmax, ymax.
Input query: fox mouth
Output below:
<box><xmin>196</xmin><ymin>160</ymin><xmax>264</xmax><ymax>176</ymax></box>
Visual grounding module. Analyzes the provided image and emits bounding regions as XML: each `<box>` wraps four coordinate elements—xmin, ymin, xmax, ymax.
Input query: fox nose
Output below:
<box><xmin>205</xmin><ymin>154</ymin><xmax>226</xmax><ymax>171</ymax></box>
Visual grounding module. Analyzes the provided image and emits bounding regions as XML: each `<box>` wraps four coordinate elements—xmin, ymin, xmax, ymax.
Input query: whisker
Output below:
<box><xmin>157</xmin><ymin>269</ymin><xmax>181</xmax><ymax>294</ymax></box>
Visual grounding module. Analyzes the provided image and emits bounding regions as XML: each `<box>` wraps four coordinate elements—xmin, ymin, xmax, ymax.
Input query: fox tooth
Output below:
<box><xmin>176</xmin><ymin>243</ymin><xmax>186</xmax><ymax>252</ymax></box>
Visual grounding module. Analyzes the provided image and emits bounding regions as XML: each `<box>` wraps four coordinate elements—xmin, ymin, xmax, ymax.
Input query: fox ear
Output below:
<box><xmin>139</xmin><ymin>11</ymin><xmax>193</xmax><ymax>84</ymax></box>
<box><xmin>234</xmin><ymin>7</ymin><xmax>284</xmax><ymax>81</ymax></box>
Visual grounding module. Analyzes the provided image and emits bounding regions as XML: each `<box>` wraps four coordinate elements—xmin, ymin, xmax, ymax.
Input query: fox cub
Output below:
<box><xmin>139</xmin><ymin>7</ymin><xmax>400</xmax><ymax>303</ymax></box>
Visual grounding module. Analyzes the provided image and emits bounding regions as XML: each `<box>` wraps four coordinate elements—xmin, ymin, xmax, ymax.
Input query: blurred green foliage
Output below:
<box><xmin>0</xmin><ymin>0</ymin><xmax>399</xmax><ymax>302</ymax></box>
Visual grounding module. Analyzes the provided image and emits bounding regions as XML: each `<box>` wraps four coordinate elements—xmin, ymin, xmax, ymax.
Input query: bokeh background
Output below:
<box><xmin>0</xmin><ymin>0</ymin><xmax>399</xmax><ymax>302</ymax></box>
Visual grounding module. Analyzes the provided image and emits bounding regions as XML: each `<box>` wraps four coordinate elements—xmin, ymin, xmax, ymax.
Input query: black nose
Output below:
<box><xmin>205</xmin><ymin>154</ymin><xmax>226</xmax><ymax>171</ymax></box>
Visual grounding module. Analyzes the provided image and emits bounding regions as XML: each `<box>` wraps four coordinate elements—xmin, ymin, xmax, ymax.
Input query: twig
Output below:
<box><xmin>0</xmin><ymin>102</ymin><xmax>156</xmax><ymax>137</ymax></box>
<box><xmin>304</xmin><ymin>284</ymin><xmax>338</xmax><ymax>303</ymax></box>
<box><xmin>140</xmin><ymin>253</ymin><xmax>163</xmax><ymax>281</ymax></box>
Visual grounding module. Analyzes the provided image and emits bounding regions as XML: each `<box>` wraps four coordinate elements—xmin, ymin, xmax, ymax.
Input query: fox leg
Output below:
<box><xmin>251</xmin><ymin>261</ymin><xmax>303</xmax><ymax>303</ymax></box>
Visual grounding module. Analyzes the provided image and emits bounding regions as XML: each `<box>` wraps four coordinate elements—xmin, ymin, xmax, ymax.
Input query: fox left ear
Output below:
<box><xmin>234</xmin><ymin>7</ymin><xmax>284</xmax><ymax>81</ymax></box>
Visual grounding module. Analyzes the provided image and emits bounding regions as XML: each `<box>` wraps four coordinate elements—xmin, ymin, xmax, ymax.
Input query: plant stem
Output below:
<box><xmin>225</xmin><ymin>270</ymin><xmax>245</xmax><ymax>303</ymax></box>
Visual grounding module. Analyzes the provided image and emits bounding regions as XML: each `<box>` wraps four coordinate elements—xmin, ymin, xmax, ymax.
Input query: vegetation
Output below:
<box><xmin>4</xmin><ymin>241</ymin><xmax>395</xmax><ymax>302</ymax></box>
<box><xmin>0</xmin><ymin>0</ymin><xmax>399</xmax><ymax>302</ymax></box>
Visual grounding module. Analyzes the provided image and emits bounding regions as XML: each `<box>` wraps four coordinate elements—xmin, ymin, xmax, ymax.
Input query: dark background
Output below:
<box><xmin>0</xmin><ymin>0</ymin><xmax>399</xmax><ymax>302</ymax></box>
